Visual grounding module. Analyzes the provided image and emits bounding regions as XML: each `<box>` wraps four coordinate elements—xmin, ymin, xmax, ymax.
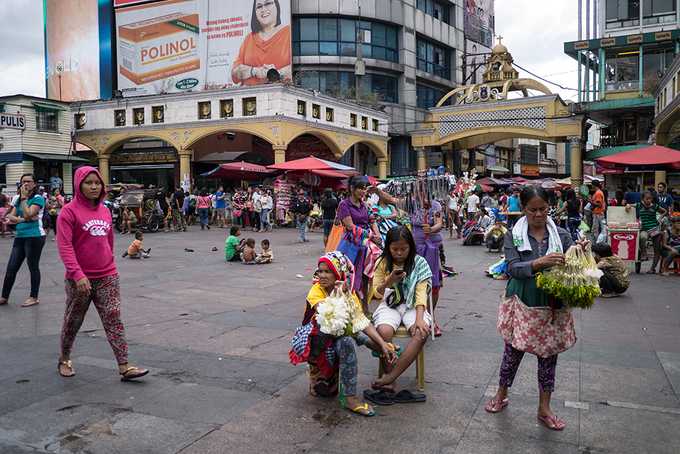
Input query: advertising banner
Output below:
<box><xmin>464</xmin><ymin>0</ymin><xmax>494</xmax><ymax>47</ymax></box>
<box><xmin>115</xmin><ymin>0</ymin><xmax>292</xmax><ymax>97</ymax></box>
<box><xmin>45</xmin><ymin>0</ymin><xmax>113</xmax><ymax>101</ymax></box>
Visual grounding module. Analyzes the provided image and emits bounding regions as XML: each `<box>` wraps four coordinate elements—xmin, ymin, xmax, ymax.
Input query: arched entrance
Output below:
<box><xmin>412</xmin><ymin>41</ymin><xmax>585</xmax><ymax>185</ymax></box>
<box><xmin>339</xmin><ymin>143</ymin><xmax>381</xmax><ymax>176</ymax></box>
<box><xmin>107</xmin><ymin>137</ymin><xmax>178</xmax><ymax>189</ymax></box>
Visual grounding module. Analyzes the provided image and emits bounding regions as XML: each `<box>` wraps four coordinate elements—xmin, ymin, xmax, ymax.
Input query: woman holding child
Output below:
<box><xmin>290</xmin><ymin>252</ymin><xmax>398</xmax><ymax>416</ymax></box>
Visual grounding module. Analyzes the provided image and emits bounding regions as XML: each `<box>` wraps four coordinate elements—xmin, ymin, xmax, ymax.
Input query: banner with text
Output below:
<box><xmin>115</xmin><ymin>0</ymin><xmax>292</xmax><ymax>97</ymax></box>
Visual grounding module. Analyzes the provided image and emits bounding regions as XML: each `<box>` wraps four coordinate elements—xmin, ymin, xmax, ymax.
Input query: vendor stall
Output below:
<box><xmin>606</xmin><ymin>206</ymin><xmax>640</xmax><ymax>267</ymax></box>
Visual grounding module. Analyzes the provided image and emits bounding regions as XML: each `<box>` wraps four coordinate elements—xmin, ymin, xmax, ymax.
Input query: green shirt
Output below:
<box><xmin>14</xmin><ymin>195</ymin><xmax>46</xmax><ymax>238</ymax></box>
<box><xmin>225</xmin><ymin>235</ymin><xmax>240</xmax><ymax>261</ymax></box>
<box><xmin>638</xmin><ymin>202</ymin><xmax>659</xmax><ymax>231</ymax></box>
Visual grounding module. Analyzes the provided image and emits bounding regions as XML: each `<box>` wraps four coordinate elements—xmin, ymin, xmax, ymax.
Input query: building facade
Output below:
<box><xmin>564</xmin><ymin>0</ymin><xmax>680</xmax><ymax>189</ymax></box>
<box><xmin>0</xmin><ymin>95</ymin><xmax>87</xmax><ymax>196</ymax></box>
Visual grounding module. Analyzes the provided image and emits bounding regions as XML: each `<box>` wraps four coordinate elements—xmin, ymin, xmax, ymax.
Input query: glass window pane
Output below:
<box><xmin>319</xmin><ymin>18</ymin><xmax>338</xmax><ymax>41</ymax></box>
<box><xmin>292</xmin><ymin>18</ymin><xmax>300</xmax><ymax>41</ymax></box>
<box><xmin>372</xmin><ymin>23</ymin><xmax>386</xmax><ymax>47</ymax></box>
<box><xmin>606</xmin><ymin>0</ymin><xmax>618</xmax><ymax>20</ymax></box>
<box><xmin>340</xmin><ymin>42</ymin><xmax>356</xmax><ymax>56</ymax></box>
<box><xmin>320</xmin><ymin>72</ymin><xmax>339</xmax><ymax>95</ymax></box>
<box><xmin>293</xmin><ymin>42</ymin><xmax>300</xmax><ymax>56</ymax></box>
<box><xmin>299</xmin><ymin>18</ymin><xmax>318</xmax><ymax>41</ymax></box>
<box><xmin>372</xmin><ymin>46</ymin><xmax>386</xmax><ymax>60</ymax></box>
<box><xmin>362</xmin><ymin>43</ymin><xmax>372</xmax><ymax>59</ymax></box>
<box><xmin>340</xmin><ymin>19</ymin><xmax>355</xmax><ymax>42</ymax></box>
<box><xmin>319</xmin><ymin>42</ymin><xmax>338</xmax><ymax>56</ymax></box>
<box><xmin>654</xmin><ymin>0</ymin><xmax>675</xmax><ymax>14</ymax></box>
<box><xmin>299</xmin><ymin>72</ymin><xmax>320</xmax><ymax>90</ymax></box>
<box><xmin>300</xmin><ymin>42</ymin><xmax>318</xmax><ymax>55</ymax></box>
<box><xmin>386</xmin><ymin>27</ymin><xmax>397</xmax><ymax>49</ymax></box>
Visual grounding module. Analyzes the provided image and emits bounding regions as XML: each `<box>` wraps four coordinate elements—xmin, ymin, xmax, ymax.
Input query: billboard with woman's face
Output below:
<box><xmin>115</xmin><ymin>0</ymin><xmax>292</xmax><ymax>97</ymax></box>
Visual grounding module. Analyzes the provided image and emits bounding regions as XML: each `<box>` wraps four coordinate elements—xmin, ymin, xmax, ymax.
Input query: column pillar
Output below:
<box><xmin>273</xmin><ymin>145</ymin><xmax>286</xmax><ymax>164</ymax></box>
<box><xmin>598</xmin><ymin>48</ymin><xmax>606</xmax><ymax>100</ymax></box>
<box><xmin>178</xmin><ymin>149</ymin><xmax>192</xmax><ymax>191</ymax></box>
<box><xmin>568</xmin><ymin>137</ymin><xmax>583</xmax><ymax>188</ymax></box>
<box><xmin>655</xmin><ymin>170</ymin><xmax>667</xmax><ymax>188</ymax></box>
<box><xmin>377</xmin><ymin>159</ymin><xmax>388</xmax><ymax>180</ymax></box>
<box><xmin>98</xmin><ymin>155</ymin><xmax>110</xmax><ymax>185</ymax></box>
<box><xmin>416</xmin><ymin>148</ymin><xmax>427</xmax><ymax>172</ymax></box>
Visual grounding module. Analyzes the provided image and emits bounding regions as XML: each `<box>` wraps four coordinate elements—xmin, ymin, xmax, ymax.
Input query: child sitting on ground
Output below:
<box><xmin>591</xmin><ymin>242</ymin><xmax>629</xmax><ymax>297</ymax></box>
<box><xmin>122</xmin><ymin>231</ymin><xmax>150</xmax><ymax>259</ymax></box>
<box><xmin>660</xmin><ymin>219</ymin><xmax>680</xmax><ymax>275</ymax></box>
<box><xmin>255</xmin><ymin>239</ymin><xmax>273</xmax><ymax>264</ymax></box>
<box><xmin>225</xmin><ymin>226</ymin><xmax>244</xmax><ymax>262</ymax></box>
<box><xmin>241</xmin><ymin>238</ymin><xmax>257</xmax><ymax>264</ymax></box>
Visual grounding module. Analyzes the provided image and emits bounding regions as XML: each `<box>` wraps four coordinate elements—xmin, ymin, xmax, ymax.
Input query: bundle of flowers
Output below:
<box><xmin>536</xmin><ymin>245</ymin><xmax>603</xmax><ymax>309</ymax></box>
<box><xmin>316</xmin><ymin>289</ymin><xmax>369</xmax><ymax>336</ymax></box>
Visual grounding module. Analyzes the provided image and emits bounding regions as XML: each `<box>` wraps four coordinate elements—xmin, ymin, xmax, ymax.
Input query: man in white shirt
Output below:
<box><xmin>447</xmin><ymin>191</ymin><xmax>461</xmax><ymax>239</ymax></box>
<box><xmin>466</xmin><ymin>192</ymin><xmax>480</xmax><ymax>221</ymax></box>
<box><xmin>259</xmin><ymin>190</ymin><xmax>273</xmax><ymax>232</ymax></box>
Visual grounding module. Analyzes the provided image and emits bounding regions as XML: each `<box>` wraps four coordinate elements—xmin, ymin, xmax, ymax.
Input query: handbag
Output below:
<box><xmin>337</xmin><ymin>233</ymin><xmax>362</xmax><ymax>263</ymax></box>
<box><xmin>325</xmin><ymin>224</ymin><xmax>345</xmax><ymax>252</ymax></box>
<box><xmin>497</xmin><ymin>294</ymin><xmax>576</xmax><ymax>358</ymax></box>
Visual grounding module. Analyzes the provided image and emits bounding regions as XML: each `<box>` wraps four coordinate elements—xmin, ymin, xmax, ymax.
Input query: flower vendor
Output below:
<box><xmin>289</xmin><ymin>252</ymin><xmax>397</xmax><ymax>417</ymax></box>
<box><xmin>485</xmin><ymin>186</ymin><xmax>575</xmax><ymax>431</ymax></box>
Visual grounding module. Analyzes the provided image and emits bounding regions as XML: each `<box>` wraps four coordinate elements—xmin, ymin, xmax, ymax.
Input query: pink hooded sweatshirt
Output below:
<box><xmin>57</xmin><ymin>166</ymin><xmax>116</xmax><ymax>282</ymax></box>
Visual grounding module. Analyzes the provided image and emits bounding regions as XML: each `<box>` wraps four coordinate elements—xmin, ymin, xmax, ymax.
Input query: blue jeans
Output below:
<box><xmin>297</xmin><ymin>216</ymin><xmax>307</xmax><ymax>241</ymax></box>
<box><xmin>198</xmin><ymin>208</ymin><xmax>209</xmax><ymax>227</ymax></box>
<box><xmin>260</xmin><ymin>209</ymin><xmax>271</xmax><ymax>230</ymax></box>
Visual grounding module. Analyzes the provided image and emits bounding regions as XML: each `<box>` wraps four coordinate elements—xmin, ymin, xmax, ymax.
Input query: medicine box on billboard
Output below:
<box><xmin>115</xmin><ymin>0</ymin><xmax>292</xmax><ymax>97</ymax></box>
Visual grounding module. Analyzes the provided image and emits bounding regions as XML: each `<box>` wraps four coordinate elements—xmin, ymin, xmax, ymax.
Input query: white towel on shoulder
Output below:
<box><xmin>511</xmin><ymin>216</ymin><xmax>563</xmax><ymax>254</ymax></box>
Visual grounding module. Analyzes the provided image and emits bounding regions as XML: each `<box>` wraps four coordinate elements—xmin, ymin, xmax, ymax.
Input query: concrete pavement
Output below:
<box><xmin>0</xmin><ymin>226</ymin><xmax>679</xmax><ymax>453</ymax></box>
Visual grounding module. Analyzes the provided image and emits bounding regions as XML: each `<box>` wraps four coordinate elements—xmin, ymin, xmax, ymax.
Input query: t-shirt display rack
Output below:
<box><xmin>382</xmin><ymin>175</ymin><xmax>451</xmax><ymax>216</ymax></box>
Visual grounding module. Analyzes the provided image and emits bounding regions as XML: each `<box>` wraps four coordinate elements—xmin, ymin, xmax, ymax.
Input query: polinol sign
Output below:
<box><xmin>0</xmin><ymin>113</ymin><xmax>26</xmax><ymax>130</ymax></box>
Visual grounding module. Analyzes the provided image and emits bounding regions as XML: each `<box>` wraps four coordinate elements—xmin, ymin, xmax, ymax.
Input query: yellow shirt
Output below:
<box><xmin>370</xmin><ymin>259</ymin><xmax>428</xmax><ymax>308</ymax></box>
<box><xmin>307</xmin><ymin>283</ymin><xmax>365</xmax><ymax>315</ymax></box>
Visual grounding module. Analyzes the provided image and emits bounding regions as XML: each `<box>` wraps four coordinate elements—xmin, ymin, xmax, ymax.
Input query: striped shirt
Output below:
<box><xmin>637</xmin><ymin>202</ymin><xmax>659</xmax><ymax>231</ymax></box>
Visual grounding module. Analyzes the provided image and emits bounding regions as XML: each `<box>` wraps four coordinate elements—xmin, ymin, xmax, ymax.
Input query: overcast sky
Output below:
<box><xmin>0</xmin><ymin>0</ymin><xmax>580</xmax><ymax>100</ymax></box>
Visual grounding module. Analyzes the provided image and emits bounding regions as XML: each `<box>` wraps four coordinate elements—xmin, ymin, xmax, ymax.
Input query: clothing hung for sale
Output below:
<box><xmin>382</xmin><ymin>175</ymin><xmax>451</xmax><ymax>217</ymax></box>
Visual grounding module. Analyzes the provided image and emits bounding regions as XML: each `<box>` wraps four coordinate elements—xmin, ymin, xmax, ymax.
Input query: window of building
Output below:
<box><xmin>114</xmin><ymin>109</ymin><xmax>126</xmax><ymax>126</ymax></box>
<box><xmin>605</xmin><ymin>50</ymin><xmax>639</xmax><ymax>91</ymax></box>
<box><xmin>372</xmin><ymin>119</ymin><xmax>379</xmax><ymax>131</ymax></box>
<box><xmin>606</xmin><ymin>0</ymin><xmax>676</xmax><ymax>28</ymax></box>
<box><xmin>416</xmin><ymin>84</ymin><xmax>449</xmax><ymax>109</ymax></box>
<box><xmin>642</xmin><ymin>48</ymin><xmax>674</xmax><ymax>92</ymax></box>
<box><xmin>295</xmin><ymin>70</ymin><xmax>398</xmax><ymax>103</ymax></box>
<box><xmin>152</xmin><ymin>106</ymin><xmax>164</xmax><ymax>123</ymax></box>
<box><xmin>198</xmin><ymin>101</ymin><xmax>211</xmax><ymax>119</ymax></box>
<box><xmin>325</xmin><ymin>107</ymin><xmax>334</xmax><ymax>122</ymax></box>
<box><xmin>416</xmin><ymin>0</ymin><xmax>451</xmax><ymax>24</ymax></box>
<box><xmin>297</xmin><ymin>100</ymin><xmax>306</xmax><ymax>116</ymax></box>
<box><xmin>36</xmin><ymin>109</ymin><xmax>58</xmax><ymax>132</ymax></box>
<box><xmin>74</xmin><ymin>113</ymin><xmax>85</xmax><ymax>130</ymax></box>
<box><xmin>416</xmin><ymin>37</ymin><xmax>451</xmax><ymax>79</ymax></box>
<box><xmin>312</xmin><ymin>103</ymin><xmax>320</xmax><ymax>119</ymax></box>
<box><xmin>292</xmin><ymin>17</ymin><xmax>398</xmax><ymax>63</ymax></box>
<box><xmin>133</xmin><ymin>108</ymin><xmax>144</xmax><ymax>125</ymax></box>
<box><xmin>350</xmin><ymin>113</ymin><xmax>357</xmax><ymax>127</ymax></box>
<box><xmin>220</xmin><ymin>99</ymin><xmax>234</xmax><ymax>118</ymax></box>
<box><xmin>243</xmin><ymin>98</ymin><xmax>256</xmax><ymax>116</ymax></box>
<box><xmin>361</xmin><ymin>116</ymin><xmax>368</xmax><ymax>130</ymax></box>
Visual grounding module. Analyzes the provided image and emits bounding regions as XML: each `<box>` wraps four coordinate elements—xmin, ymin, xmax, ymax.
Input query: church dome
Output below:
<box><xmin>492</xmin><ymin>43</ymin><xmax>508</xmax><ymax>54</ymax></box>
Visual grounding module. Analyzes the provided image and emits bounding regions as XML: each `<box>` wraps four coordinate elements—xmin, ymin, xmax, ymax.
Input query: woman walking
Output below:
<box><xmin>197</xmin><ymin>189</ymin><xmax>211</xmax><ymax>230</ymax></box>
<box><xmin>0</xmin><ymin>173</ymin><xmax>46</xmax><ymax>307</ymax></box>
<box><xmin>485</xmin><ymin>186</ymin><xmax>575</xmax><ymax>431</ymax></box>
<box><xmin>56</xmin><ymin>166</ymin><xmax>148</xmax><ymax>381</ymax></box>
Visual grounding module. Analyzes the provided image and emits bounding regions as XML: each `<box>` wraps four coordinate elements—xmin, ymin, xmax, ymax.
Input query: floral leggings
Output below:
<box><xmin>498</xmin><ymin>343</ymin><xmax>558</xmax><ymax>393</ymax></box>
<box><xmin>334</xmin><ymin>334</ymin><xmax>369</xmax><ymax>397</ymax></box>
<box><xmin>60</xmin><ymin>274</ymin><xmax>128</xmax><ymax>365</ymax></box>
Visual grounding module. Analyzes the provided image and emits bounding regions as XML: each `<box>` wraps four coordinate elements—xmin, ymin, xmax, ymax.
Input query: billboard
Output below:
<box><xmin>115</xmin><ymin>0</ymin><xmax>292</xmax><ymax>97</ymax></box>
<box><xmin>464</xmin><ymin>0</ymin><xmax>494</xmax><ymax>47</ymax></box>
<box><xmin>44</xmin><ymin>0</ymin><xmax>113</xmax><ymax>101</ymax></box>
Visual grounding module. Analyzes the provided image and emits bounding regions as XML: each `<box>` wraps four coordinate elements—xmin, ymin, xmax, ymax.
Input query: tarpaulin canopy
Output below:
<box><xmin>309</xmin><ymin>169</ymin><xmax>350</xmax><ymax>179</ymax></box>
<box><xmin>268</xmin><ymin>156</ymin><xmax>357</xmax><ymax>173</ymax></box>
<box><xmin>201</xmin><ymin>161</ymin><xmax>275</xmax><ymax>180</ymax></box>
<box><xmin>596</xmin><ymin>145</ymin><xmax>680</xmax><ymax>168</ymax></box>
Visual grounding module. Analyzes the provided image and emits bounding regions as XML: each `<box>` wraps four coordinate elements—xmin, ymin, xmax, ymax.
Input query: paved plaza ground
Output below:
<box><xmin>1</xmin><ymin>226</ymin><xmax>680</xmax><ymax>453</ymax></box>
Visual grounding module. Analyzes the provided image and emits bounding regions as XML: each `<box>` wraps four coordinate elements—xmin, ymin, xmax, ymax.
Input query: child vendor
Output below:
<box><xmin>591</xmin><ymin>242</ymin><xmax>629</xmax><ymax>296</ymax></box>
<box><xmin>290</xmin><ymin>252</ymin><xmax>397</xmax><ymax>417</ymax></box>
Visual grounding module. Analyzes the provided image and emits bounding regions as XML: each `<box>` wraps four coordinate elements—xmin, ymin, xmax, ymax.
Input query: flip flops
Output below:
<box><xmin>537</xmin><ymin>414</ymin><xmax>566</xmax><ymax>431</ymax></box>
<box><xmin>120</xmin><ymin>366</ymin><xmax>149</xmax><ymax>381</ymax></box>
<box><xmin>392</xmin><ymin>389</ymin><xmax>426</xmax><ymax>403</ymax></box>
<box><xmin>484</xmin><ymin>397</ymin><xmax>509</xmax><ymax>413</ymax></box>
<box><xmin>363</xmin><ymin>389</ymin><xmax>395</xmax><ymax>406</ymax></box>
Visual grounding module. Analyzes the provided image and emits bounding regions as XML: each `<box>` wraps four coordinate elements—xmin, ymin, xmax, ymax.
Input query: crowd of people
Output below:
<box><xmin>1</xmin><ymin>168</ymin><xmax>679</xmax><ymax>432</ymax></box>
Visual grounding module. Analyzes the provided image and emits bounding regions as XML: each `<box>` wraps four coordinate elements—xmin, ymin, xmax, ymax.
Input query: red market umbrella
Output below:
<box><xmin>310</xmin><ymin>169</ymin><xmax>350</xmax><ymax>179</ymax></box>
<box><xmin>268</xmin><ymin>156</ymin><xmax>357</xmax><ymax>173</ymax></box>
<box><xmin>201</xmin><ymin>161</ymin><xmax>275</xmax><ymax>180</ymax></box>
<box><xmin>596</xmin><ymin>144</ymin><xmax>680</xmax><ymax>167</ymax></box>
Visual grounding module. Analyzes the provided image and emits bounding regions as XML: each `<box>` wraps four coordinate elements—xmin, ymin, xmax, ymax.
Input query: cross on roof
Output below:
<box><xmin>496</xmin><ymin>35</ymin><xmax>503</xmax><ymax>45</ymax></box>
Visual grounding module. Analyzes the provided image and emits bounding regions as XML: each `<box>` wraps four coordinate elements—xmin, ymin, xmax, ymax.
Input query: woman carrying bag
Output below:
<box><xmin>485</xmin><ymin>186</ymin><xmax>578</xmax><ymax>431</ymax></box>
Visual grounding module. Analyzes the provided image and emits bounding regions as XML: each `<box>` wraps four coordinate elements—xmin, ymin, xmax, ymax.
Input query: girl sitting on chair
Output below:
<box><xmin>369</xmin><ymin>226</ymin><xmax>432</xmax><ymax>398</ymax></box>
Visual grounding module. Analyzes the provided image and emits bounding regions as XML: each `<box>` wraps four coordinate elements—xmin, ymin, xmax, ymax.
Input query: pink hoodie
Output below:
<box><xmin>57</xmin><ymin>166</ymin><xmax>116</xmax><ymax>282</ymax></box>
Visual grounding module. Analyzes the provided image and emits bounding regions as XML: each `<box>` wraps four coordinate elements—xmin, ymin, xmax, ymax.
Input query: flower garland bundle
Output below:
<box><xmin>316</xmin><ymin>288</ymin><xmax>370</xmax><ymax>337</ymax></box>
<box><xmin>536</xmin><ymin>244</ymin><xmax>603</xmax><ymax>309</ymax></box>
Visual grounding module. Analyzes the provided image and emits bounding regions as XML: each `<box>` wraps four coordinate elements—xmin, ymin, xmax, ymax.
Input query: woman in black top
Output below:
<box><xmin>320</xmin><ymin>188</ymin><xmax>338</xmax><ymax>246</ymax></box>
<box><xmin>555</xmin><ymin>189</ymin><xmax>582</xmax><ymax>241</ymax></box>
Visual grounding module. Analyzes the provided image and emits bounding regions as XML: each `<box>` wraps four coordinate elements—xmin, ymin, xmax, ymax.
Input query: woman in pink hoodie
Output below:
<box><xmin>56</xmin><ymin>166</ymin><xmax>148</xmax><ymax>381</ymax></box>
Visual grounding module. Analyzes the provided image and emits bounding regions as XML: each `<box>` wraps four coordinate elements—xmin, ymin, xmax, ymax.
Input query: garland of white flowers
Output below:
<box><xmin>316</xmin><ymin>288</ymin><xmax>370</xmax><ymax>337</ymax></box>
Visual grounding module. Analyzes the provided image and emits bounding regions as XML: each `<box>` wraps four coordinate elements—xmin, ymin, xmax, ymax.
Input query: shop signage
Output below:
<box><xmin>111</xmin><ymin>152</ymin><xmax>176</xmax><ymax>164</ymax></box>
<box><xmin>521</xmin><ymin>164</ymin><xmax>540</xmax><ymax>176</ymax></box>
<box><xmin>600</xmin><ymin>38</ymin><xmax>616</xmax><ymax>47</ymax></box>
<box><xmin>574</xmin><ymin>41</ymin><xmax>589</xmax><ymax>50</ymax></box>
<box><xmin>627</xmin><ymin>34</ymin><xmax>643</xmax><ymax>45</ymax></box>
<box><xmin>0</xmin><ymin>112</ymin><xmax>26</xmax><ymax>130</ymax></box>
<box><xmin>655</xmin><ymin>31</ymin><xmax>672</xmax><ymax>41</ymax></box>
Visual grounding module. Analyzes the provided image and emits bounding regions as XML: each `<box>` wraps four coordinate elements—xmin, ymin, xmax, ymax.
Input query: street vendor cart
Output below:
<box><xmin>606</xmin><ymin>206</ymin><xmax>641</xmax><ymax>271</ymax></box>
